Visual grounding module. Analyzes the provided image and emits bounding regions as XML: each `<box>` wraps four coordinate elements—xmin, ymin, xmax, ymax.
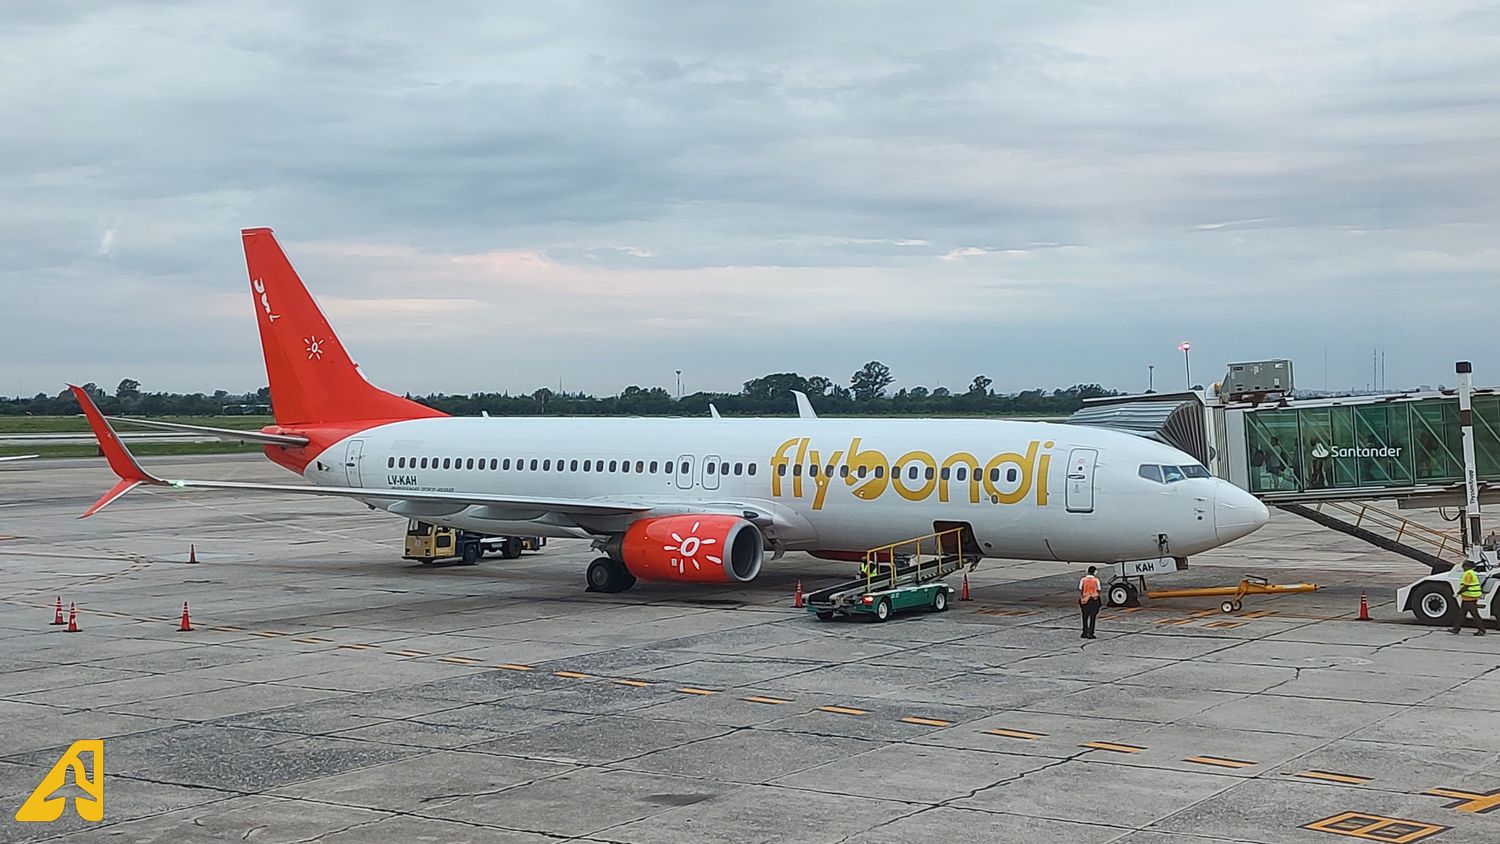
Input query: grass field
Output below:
<box><xmin>0</xmin><ymin>415</ymin><xmax>273</xmax><ymax>434</ymax></box>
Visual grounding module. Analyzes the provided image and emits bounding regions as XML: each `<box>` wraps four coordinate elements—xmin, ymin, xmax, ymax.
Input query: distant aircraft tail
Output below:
<box><xmin>241</xmin><ymin>228</ymin><xmax>445</xmax><ymax>426</ymax></box>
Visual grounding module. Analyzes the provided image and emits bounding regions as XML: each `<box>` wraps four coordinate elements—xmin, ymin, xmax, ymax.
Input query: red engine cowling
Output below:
<box><xmin>619</xmin><ymin>515</ymin><xmax>764</xmax><ymax>583</ymax></box>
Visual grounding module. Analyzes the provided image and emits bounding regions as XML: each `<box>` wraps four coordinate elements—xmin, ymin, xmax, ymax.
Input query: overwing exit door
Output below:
<box><xmin>675</xmin><ymin>454</ymin><xmax>694</xmax><ymax>490</ymax></box>
<box><xmin>345</xmin><ymin>439</ymin><xmax>364</xmax><ymax>487</ymax></box>
<box><xmin>703</xmin><ymin>454</ymin><xmax>722</xmax><ymax>490</ymax></box>
<box><xmin>1065</xmin><ymin>448</ymin><xmax>1097</xmax><ymax>513</ymax></box>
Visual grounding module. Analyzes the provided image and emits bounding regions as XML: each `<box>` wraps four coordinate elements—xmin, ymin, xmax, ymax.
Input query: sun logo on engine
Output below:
<box><xmin>663</xmin><ymin>521</ymin><xmax>723</xmax><ymax>575</ymax></box>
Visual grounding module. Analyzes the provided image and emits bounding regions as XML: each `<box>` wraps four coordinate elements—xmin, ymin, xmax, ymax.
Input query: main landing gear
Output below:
<box><xmin>586</xmin><ymin>557</ymin><xmax>637</xmax><ymax>593</ymax></box>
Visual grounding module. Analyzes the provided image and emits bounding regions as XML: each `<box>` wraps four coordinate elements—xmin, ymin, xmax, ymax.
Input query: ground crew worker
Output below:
<box><xmin>1451</xmin><ymin>559</ymin><xmax>1486</xmax><ymax>636</ymax></box>
<box><xmin>1079</xmin><ymin>566</ymin><xmax>1102</xmax><ymax>639</ymax></box>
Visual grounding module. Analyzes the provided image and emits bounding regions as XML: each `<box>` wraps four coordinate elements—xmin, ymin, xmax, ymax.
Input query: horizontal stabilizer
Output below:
<box><xmin>105</xmin><ymin>416</ymin><xmax>309</xmax><ymax>447</ymax></box>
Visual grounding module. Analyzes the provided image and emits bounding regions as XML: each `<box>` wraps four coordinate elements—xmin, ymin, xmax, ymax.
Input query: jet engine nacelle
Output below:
<box><xmin>616</xmin><ymin>514</ymin><xmax>764</xmax><ymax>583</ymax></box>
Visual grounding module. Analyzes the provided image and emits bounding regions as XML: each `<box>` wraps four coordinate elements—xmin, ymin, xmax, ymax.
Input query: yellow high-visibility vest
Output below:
<box><xmin>1459</xmin><ymin>569</ymin><xmax>1483</xmax><ymax>599</ymax></box>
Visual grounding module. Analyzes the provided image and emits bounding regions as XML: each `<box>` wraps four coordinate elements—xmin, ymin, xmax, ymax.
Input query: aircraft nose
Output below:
<box><xmin>1214</xmin><ymin>480</ymin><xmax>1269</xmax><ymax>542</ymax></box>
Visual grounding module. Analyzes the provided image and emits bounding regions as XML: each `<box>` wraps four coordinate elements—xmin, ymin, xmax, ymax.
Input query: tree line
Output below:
<box><xmin>3</xmin><ymin>363</ymin><xmax>1117</xmax><ymax>418</ymax></box>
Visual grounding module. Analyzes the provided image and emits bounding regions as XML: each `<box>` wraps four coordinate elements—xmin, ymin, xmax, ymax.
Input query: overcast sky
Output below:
<box><xmin>2</xmin><ymin>1</ymin><xmax>1497</xmax><ymax>400</ymax></box>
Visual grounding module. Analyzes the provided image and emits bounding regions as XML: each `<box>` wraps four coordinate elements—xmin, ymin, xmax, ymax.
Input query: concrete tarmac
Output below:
<box><xmin>1</xmin><ymin>457</ymin><xmax>1496</xmax><ymax>842</ymax></box>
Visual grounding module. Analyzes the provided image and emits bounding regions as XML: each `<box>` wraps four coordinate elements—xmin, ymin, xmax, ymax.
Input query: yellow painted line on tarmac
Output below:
<box><xmin>388</xmin><ymin>650</ymin><xmax>429</xmax><ymax>657</ymax></box>
<box><xmin>1082</xmin><ymin>741</ymin><xmax>1145</xmax><ymax>754</ymax></box>
<box><xmin>900</xmin><ymin>716</ymin><xmax>951</xmax><ymax>728</ymax></box>
<box><xmin>1155</xmin><ymin>618</ymin><xmax>1195</xmax><ymax>626</ymax></box>
<box><xmin>211</xmin><ymin>626</ymin><xmax>243</xmax><ymax>632</ymax></box>
<box><xmin>614</xmin><ymin>679</ymin><xmax>653</xmax><ymax>688</ymax></box>
<box><xmin>294</xmin><ymin>637</ymin><xmax>334</xmax><ymax>645</ymax></box>
<box><xmin>816</xmin><ymin>705</ymin><xmax>868</xmax><ymax>716</ymax></box>
<box><xmin>985</xmin><ymin>728</ymin><xmax>1047</xmax><ymax>740</ymax></box>
<box><xmin>744</xmin><ymin>695</ymin><xmax>793</xmax><ymax>705</ymax></box>
<box><xmin>1185</xmin><ymin>755</ymin><xmax>1256</xmax><ymax>769</ymax></box>
<box><xmin>676</xmin><ymin>687</ymin><xmax>718</xmax><ymax>696</ymax></box>
<box><xmin>1425</xmin><ymin>786</ymin><xmax>1500</xmax><ymax>814</ymax></box>
<box><xmin>554</xmin><ymin>670</ymin><xmax>590</xmax><ymax>679</ymax></box>
<box><xmin>337</xmin><ymin>643</ymin><xmax>373</xmax><ymax>650</ymax></box>
<box><xmin>438</xmin><ymin>656</ymin><xmax>481</xmax><ymax>666</ymax></box>
<box><xmin>1241</xmin><ymin>610</ymin><xmax>1276</xmax><ymax>618</ymax></box>
<box><xmin>1204</xmin><ymin>620</ymin><xmax>1247</xmax><ymax>629</ymax></box>
<box><xmin>250</xmin><ymin>631</ymin><xmax>287</xmax><ymax>638</ymax></box>
<box><xmin>1292</xmin><ymin>770</ymin><xmax>1371</xmax><ymax>785</ymax></box>
<box><xmin>494</xmin><ymin>663</ymin><xmax>534</xmax><ymax>672</ymax></box>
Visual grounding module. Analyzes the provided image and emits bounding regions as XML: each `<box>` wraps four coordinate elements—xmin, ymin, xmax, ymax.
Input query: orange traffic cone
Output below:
<box><xmin>793</xmin><ymin>580</ymin><xmax>804</xmax><ymax>608</ymax></box>
<box><xmin>188</xmin><ymin>544</ymin><xmax>198</xmax><ymax>564</ymax></box>
<box><xmin>65</xmin><ymin>602</ymin><xmax>79</xmax><ymax>633</ymax></box>
<box><xmin>960</xmin><ymin>574</ymin><xmax>971</xmax><ymax>601</ymax></box>
<box><xmin>178</xmin><ymin>602</ymin><xmax>193</xmax><ymax>632</ymax></box>
<box><xmin>51</xmin><ymin>596</ymin><xmax>65</xmax><ymax>626</ymax></box>
<box><xmin>1357</xmin><ymin>592</ymin><xmax>1371</xmax><ymax>621</ymax></box>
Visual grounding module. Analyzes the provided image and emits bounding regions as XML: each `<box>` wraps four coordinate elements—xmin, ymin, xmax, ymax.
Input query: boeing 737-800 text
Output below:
<box><xmin>71</xmin><ymin>227</ymin><xmax>1268</xmax><ymax>592</ymax></box>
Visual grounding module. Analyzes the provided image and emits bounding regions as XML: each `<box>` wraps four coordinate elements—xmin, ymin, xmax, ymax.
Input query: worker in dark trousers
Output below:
<box><xmin>1451</xmin><ymin>560</ymin><xmax>1486</xmax><ymax>636</ymax></box>
<box><xmin>1079</xmin><ymin>566</ymin><xmax>1102</xmax><ymax>639</ymax></box>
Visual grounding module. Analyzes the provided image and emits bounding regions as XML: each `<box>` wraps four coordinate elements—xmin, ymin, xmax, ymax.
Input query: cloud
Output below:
<box><xmin>1</xmin><ymin>1</ymin><xmax>1497</xmax><ymax>397</ymax></box>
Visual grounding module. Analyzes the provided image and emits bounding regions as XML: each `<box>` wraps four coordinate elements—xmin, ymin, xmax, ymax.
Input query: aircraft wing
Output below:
<box><xmin>68</xmin><ymin>385</ymin><xmax>650</xmax><ymax>520</ymax></box>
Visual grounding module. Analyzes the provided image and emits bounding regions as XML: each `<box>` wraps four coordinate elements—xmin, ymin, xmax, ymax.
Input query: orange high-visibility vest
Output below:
<box><xmin>1080</xmin><ymin>575</ymin><xmax>1100</xmax><ymax>603</ymax></box>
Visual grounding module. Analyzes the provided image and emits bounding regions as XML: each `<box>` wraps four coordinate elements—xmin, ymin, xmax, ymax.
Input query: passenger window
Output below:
<box><xmin>443</xmin><ymin>458</ymin><xmax>451</xmax><ymax>469</ymax></box>
<box><xmin>778</xmin><ymin>464</ymin><xmax>787</xmax><ymax>476</ymax></box>
<box><xmin>637</xmin><ymin>461</ymin><xmax>646</xmax><ymax>473</ymax></box>
<box><xmin>839</xmin><ymin>465</ymin><xmax>849</xmax><ymax>478</ymax></box>
<box><xmin>956</xmin><ymin>467</ymin><xmax>967</xmax><ymax>481</ymax></box>
<box><xmin>570</xmin><ymin>459</ymin><xmax>579</xmax><ymax>471</ymax></box>
<box><xmin>623</xmin><ymin>460</ymin><xmax>632</xmax><ymax>474</ymax></box>
<box><xmin>747</xmin><ymin>463</ymin><xmax>756</xmax><ymax>476</ymax></box>
<box><xmin>529</xmin><ymin>459</ymin><xmax>538</xmax><ymax>471</ymax></box>
<box><xmin>793</xmin><ymin>464</ymin><xmax>803</xmax><ymax>477</ymax></box>
<box><xmin>1007</xmin><ymin>468</ymin><xmax>1018</xmax><ymax>483</ymax></box>
<box><xmin>807</xmin><ymin>464</ymin><xmax>816</xmax><ymax>477</ymax></box>
<box><xmin>1138</xmin><ymin>464</ymin><xmax>1164</xmax><ymax>483</ymax></box>
<box><xmin>387</xmin><ymin>457</ymin><xmax>395</xmax><ymax>468</ymax></box>
<box><xmin>556</xmin><ymin>460</ymin><xmax>564</xmax><ymax>472</ymax></box>
<box><xmin>874</xmin><ymin>466</ymin><xmax>885</xmax><ymax>479</ymax></box>
<box><xmin>1162</xmin><ymin>465</ymin><xmax>1186</xmax><ymax>483</ymax></box>
<box><xmin>490</xmin><ymin>458</ymin><xmax>498</xmax><ymax>470</ymax></box>
<box><xmin>650</xmin><ymin>461</ymin><xmax>659</xmax><ymax>473</ymax></box>
<box><xmin>418</xmin><ymin>458</ymin><xmax>426</xmax><ymax>469</ymax></box>
<box><xmin>583</xmin><ymin>460</ymin><xmax>592</xmax><ymax>472</ymax></box>
<box><xmin>990</xmin><ymin>468</ymin><xmax>1000</xmax><ymax>482</ymax></box>
<box><xmin>858</xmin><ymin>466</ymin><xmax>868</xmax><ymax>478</ymax></box>
<box><xmin>734</xmin><ymin>462</ymin><xmax>743</xmax><ymax>475</ymax></box>
<box><xmin>721</xmin><ymin>462</ymin><xmax>730</xmax><ymax>476</ymax></box>
<box><xmin>502</xmin><ymin>459</ymin><xmax>511</xmax><ymax>470</ymax></box>
<box><xmin>924</xmin><ymin>467</ymin><xmax>934</xmax><ymax>480</ymax></box>
<box><xmin>542</xmin><ymin>459</ymin><xmax>550</xmax><ymax>471</ymax></box>
<box><xmin>680</xmin><ymin>460</ymin><xmax>689</xmax><ymax>474</ymax></box>
<box><xmin>609</xmin><ymin>460</ymin><xmax>618</xmax><ymax>472</ymax></box>
<box><xmin>465</xmin><ymin>458</ymin><xmax>474</xmax><ymax>470</ymax></box>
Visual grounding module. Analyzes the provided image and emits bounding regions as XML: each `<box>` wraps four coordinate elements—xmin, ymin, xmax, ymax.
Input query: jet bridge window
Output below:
<box><xmin>1138</xmin><ymin>464</ymin><xmax>1164</xmax><ymax>483</ymax></box>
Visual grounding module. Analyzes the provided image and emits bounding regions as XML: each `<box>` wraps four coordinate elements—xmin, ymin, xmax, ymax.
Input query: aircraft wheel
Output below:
<box><xmin>932</xmin><ymin>589</ymin><xmax>949</xmax><ymax>612</ymax></box>
<box><xmin>874</xmin><ymin>598</ymin><xmax>892</xmax><ymax>622</ymax></box>
<box><xmin>586</xmin><ymin>558</ymin><xmax>635</xmax><ymax>593</ymax></box>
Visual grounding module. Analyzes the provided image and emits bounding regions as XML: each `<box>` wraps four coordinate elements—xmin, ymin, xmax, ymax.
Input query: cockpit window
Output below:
<box><xmin>1160</xmin><ymin>465</ymin><xmax>1186</xmax><ymax>483</ymax></box>
<box><xmin>1138</xmin><ymin>464</ymin><xmax>1164</xmax><ymax>483</ymax></box>
<box><xmin>1180</xmin><ymin>464</ymin><xmax>1211</xmax><ymax>479</ymax></box>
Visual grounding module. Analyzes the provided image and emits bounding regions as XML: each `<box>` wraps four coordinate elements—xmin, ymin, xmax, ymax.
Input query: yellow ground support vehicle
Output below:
<box><xmin>402</xmin><ymin>520</ymin><xmax>545</xmax><ymax>565</ymax></box>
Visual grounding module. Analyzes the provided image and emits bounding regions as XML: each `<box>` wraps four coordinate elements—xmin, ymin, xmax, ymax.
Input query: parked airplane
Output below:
<box><xmin>71</xmin><ymin>227</ymin><xmax>1268</xmax><ymax>592</ymax></box>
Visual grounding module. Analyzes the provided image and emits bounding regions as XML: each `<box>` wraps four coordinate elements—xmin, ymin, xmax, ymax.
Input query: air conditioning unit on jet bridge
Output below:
<box><xmin>1222</xmin><ymin>359</ymin><xmax>1293</xmax><ymax>404</ymax></box>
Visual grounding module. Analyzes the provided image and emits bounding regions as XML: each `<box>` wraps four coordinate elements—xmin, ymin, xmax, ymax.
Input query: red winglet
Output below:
<box><xmin>69</xmin><ymin>385</ymin><xmax>163</xmax><ymax>517</ymax></box>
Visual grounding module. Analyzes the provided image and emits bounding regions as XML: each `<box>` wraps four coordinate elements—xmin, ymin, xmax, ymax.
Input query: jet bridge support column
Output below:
<box><xmin>1457</xmin><ymin>361</ymin><xmax>1485</xmax><ymax>564</ymax></box>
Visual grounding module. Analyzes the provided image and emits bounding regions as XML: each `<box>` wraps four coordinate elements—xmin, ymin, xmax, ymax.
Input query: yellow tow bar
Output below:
<box><xmin>1146</xmin><ymin>575</ymin><xmax>1318</xmax><ymax>613</ymax></box>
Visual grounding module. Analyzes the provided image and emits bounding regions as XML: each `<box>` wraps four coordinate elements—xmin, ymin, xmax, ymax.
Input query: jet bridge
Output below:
<box><xmin>1069</xmin><ymin>364</ymin><xmax>1500</xmax><ymax>572</ymax></box>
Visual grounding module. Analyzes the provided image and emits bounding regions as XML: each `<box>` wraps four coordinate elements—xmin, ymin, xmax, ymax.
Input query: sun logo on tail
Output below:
<box><xmin>305</xmin><ymin>336</ymin><xmax>324</xmax><ymax>360</ymax></box>
<box><xmin>662</xmin><ymin>521</ymin><xmax>723</xmax><ymax>575</ymax></box>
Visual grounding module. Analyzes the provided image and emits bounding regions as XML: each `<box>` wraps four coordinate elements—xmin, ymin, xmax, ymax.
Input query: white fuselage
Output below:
<box><xmin>296</xmin><ymin>416</ymin><xmax>1268</xmax><ymax>564</ymax></box>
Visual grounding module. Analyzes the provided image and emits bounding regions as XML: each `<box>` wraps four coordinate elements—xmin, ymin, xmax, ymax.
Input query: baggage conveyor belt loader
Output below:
<box><xmin>806</xmin><ymin>526</ymin><xmax>973</xmax><ymax>622</ymax></box>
